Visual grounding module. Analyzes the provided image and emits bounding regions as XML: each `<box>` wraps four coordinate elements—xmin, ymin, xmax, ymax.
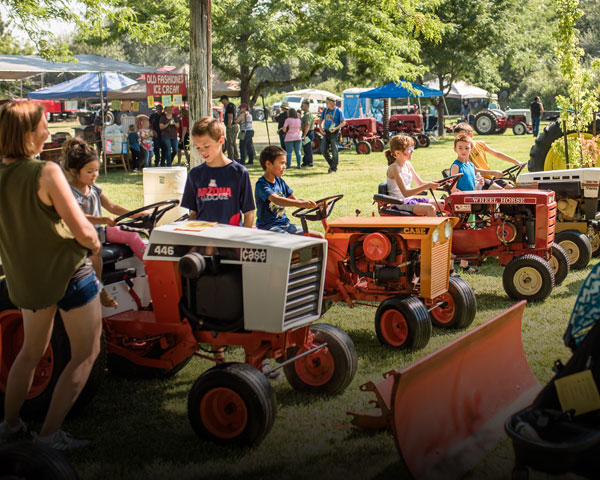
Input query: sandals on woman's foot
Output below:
<box><xmin>100</xmin><ymin>289</ymin><xmax>118</xmax><ymax>308</ymax></box>
<box><xmin>450</xmin><ymin>269</ymin><xmax>461</xmax><ymax>277</ymax></box>
<box><xmin>460</xmin><ymin>265</ymin><xmax>479</xmax><ymax>274</ymax></box>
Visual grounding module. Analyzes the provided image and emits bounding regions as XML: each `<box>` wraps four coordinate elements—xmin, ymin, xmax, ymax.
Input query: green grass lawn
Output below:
<box><xmin>42</xmin><ymin>119</ymin><xmax>587</xmax><ymax>479</ymax></box>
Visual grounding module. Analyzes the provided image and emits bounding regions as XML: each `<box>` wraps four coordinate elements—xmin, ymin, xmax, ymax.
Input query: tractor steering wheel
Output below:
<box><xmin>114</xmin><ymin>199</ymin><xmax>180</xmax><ymax>233</ymax></box>
<box><xmin>292</xmin><ymin>194</ymin><xmax>344</xmax><ymax>222</ymax></box>
<box><xmin>434</xmin><ymin>173</ymin><xmax>463</xmax><ymax>194</ymax></box>
<box><xmin>499</xmin><ymin>162</ymin><xmax>527</xmax><ymax>184</ymax></box>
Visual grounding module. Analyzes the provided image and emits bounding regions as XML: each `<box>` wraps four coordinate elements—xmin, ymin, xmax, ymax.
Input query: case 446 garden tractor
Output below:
<box><xmin>518</xmin><ymin>168</ymin><xmax>596</xmax><ymax>269</ymax></box>
<box><xmin>292</xmin><ymin>194</ymin><xmax>477</xmax><ymax>352</ymax></box>
<box><xmin>0</xmin><ymin>200</ymin><xmax>358</xmax><ymax>447</ymax></box>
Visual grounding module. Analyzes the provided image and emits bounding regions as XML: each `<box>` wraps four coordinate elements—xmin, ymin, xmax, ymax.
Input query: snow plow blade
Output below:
<box><xmin>348</xmin><ymin>301</ymin><xmax>540</xmax><ymax>479</ymax></box>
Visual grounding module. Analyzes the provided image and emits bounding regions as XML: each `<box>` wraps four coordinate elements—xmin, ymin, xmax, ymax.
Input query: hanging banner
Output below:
<box><xmin>147</xmin><ymin>96</ymin><xmax>155</xmax><ymax>108</ymax></box>
<box><xmin>161</xmin><ymin>95</ymin><xmax>172</xmax><ymax>107</ymax></box>
<box><xmin>111</xmin><ymin>100</ymin><xmax>122</xmax><ymax>111</ymax></box>
<box><xmin>122</xmin><ymin>100</ymin><xmax>132</xmax><ymax>111</ymax></box>
<box><xmin>173</xmin><ymin>94</ymin><xmax>183</xmax><ymax>106</ymax></box>
<box><xmin>145</xmin><ymin>73</ymin><xmax>187</xmax><ymax>97</ymax></box>
<box><xmin>133</xmin><ymin>101</ymin><xmax>140</xmax><ymax>112</ymax></box>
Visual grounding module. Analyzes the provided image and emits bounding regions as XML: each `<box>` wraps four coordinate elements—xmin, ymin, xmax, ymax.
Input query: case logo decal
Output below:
<box><xmin>241</xmin><ymin>248</ymin><xmax>267</xmax><ymax>263</ymax></box>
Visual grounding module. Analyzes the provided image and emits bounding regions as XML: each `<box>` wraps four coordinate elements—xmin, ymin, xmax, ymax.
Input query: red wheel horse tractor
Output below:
<box><xmin>374</xmin><ymin>164</ymin><xmax>569</xmax><ymax>303</ymax></box>
<box><xmin>0</xmin><ymin>200</ymin><xmax>357</xmax><ymax>447</ymax></box>
<box><xmin>313</xmin><ymin>118</ymin><xmax>385</xmax><ymax>155</ymax></box>
<box><xmin>292</xmin><ymin>194</ymin><xmax>477</xmax><ymax>352</ymax></box>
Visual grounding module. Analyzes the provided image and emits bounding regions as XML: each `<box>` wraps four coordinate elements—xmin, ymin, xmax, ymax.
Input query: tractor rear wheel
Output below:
<box><xmin>429</xmin><ymin>277</ymin><xmax>477</xmax><ymax>329</ymax></box>
<box><xmin>188</xmin><ymin>362</ymin><xmax>276</xmax><ymax>447</ymax></box>
<box><xmin>528</xmin><ymin>119</ymin><xmax>600</xmax><ymax>172</ymax></box>
<box><xmin>374</xmin><ymin>296</ymin><xmax>431</xmax><ymax>350</ymax></box>
<box><xmin>513</xmin><ymin>122</ymin><xmax>527</xmax><ymax>135</ymax></box>
<box><xmin>356</xmin><ymin>141</ymin><xmax>372</xmax><ymax>155</ymax></box>
<box><xmin>0</xmin><ymin>443</ymin><xmax>79</xmax><ymax>480</ymax></box>
<box><xmin>502</xmin><ymin>254</ymin><xmax>554</xmax><ymax>302</ymax></box>
<box><xmin>312</xmin><ymin>133</ymin><xmax>322</xmax><ymax>154</ymax></box>
<box><xmin>0</xmin><ymin>309</ymin><xmax>106</xmax><ymax>420</ymax></box>
<box><xmin>370</xmin><ymin>138</ymin><xmax>385</xmax><ymax>152</ymax></box>
<box><xmin>417</xmin><ymin>133</ymin><xmax>431</xmax><ymax>148</ymax></box>
<box><xmin>474</xmin><ymin>111</ymin><xmax>497</xmax><ymax>135</ymax></box>
<box><xmin>555</xmin><ymin>230</ymin><xmax>592</xmax><ymax>270</ymax></box>
<box><xmin>284</xmin><ymin>324</ymin><xmax>357</xmax><ymax>395</ymax></box>
<box><xmin>548</xmin><ymin>244</ymin><xmax>570</xmax><ymax>285</ymax></box>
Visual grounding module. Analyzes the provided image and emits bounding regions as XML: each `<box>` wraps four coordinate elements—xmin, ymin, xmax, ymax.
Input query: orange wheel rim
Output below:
<box><xmin>294</xmin><ymin>346</ymin><xmax>335</xmax><ymax>386</ymax></box>
<box><xmin>0</xmin><ymin>310</ymin><xmax>54</xmax><ymax>398</ymax></box>
<box><xmin>430</xmin><ymin>293</ymin><xmax>456</xmax><ymax>325</ymax></box>
<box><xmin>200</xmin><ymin>387</ymin><xmax>248</xmax><ymax>439</ymax></box>
<box><xmin>380</xmin><ymin>309</ymin><xmax>408</xmax><ymax>346</ymax></box>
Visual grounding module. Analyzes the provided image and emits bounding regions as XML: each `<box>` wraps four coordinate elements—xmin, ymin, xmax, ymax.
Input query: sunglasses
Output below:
<box><xmin>407</xmin><ymin>146</ymin><xmax>415</xmax><ymax>153</ymax></box>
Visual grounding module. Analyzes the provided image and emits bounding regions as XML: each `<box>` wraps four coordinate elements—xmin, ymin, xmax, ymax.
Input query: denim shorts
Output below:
<box><xmin>56</xmin><ymin>269</ymin><xmax>100</xmax><ymax>312</ymax></box>
<box><xmin>269</xmin><ymin>223</ymin><xmax>305</xmax><ymax>235</ymax></box>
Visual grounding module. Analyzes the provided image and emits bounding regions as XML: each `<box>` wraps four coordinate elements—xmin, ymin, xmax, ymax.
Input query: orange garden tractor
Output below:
<box><xmin>0</xmin><ymin>201</ymin><xmax>357</xmax><ymax>447</ymax></box>
<box><xmin>292</xmin><ymin>194</ymin><xmax>477</xmax><ymax>352</ymax></box>
<box><xmin>374</xmin><ymin>166</ymin><xmax>569</xmax><ymax>303</ymax></box>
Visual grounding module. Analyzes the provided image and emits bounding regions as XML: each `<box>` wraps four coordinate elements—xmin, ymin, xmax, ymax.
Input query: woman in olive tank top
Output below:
<box><xmin>0</xmin><ymin>101</ymin><xmax>103</xmax><ymax>450</ymax></box>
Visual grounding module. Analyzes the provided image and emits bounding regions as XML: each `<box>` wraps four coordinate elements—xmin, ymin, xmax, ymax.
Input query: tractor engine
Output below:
<box><xmin>347</xmin><ymin>232</ymin><xmax>416</xmax><ymax>288</ymax></box>
<box><xmin>556</xmin><ymin>196</ymin><xmax>581</xmax><ymax>221</ymax></box>
<box><xmin>178</xmin><ymin>253</ymin><xmax>244</xmax><ymax>332</ymax></box>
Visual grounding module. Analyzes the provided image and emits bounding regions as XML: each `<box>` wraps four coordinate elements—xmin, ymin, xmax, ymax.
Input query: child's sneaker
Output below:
<box><xmin>33</xmin><ymin>429</ymin><xmax>90</xmax><ymax>451</ymax></box>
<box><xmin>0</xmin><ymin>418</ymin><xmax>27</xmax><ymax>443</ymax></box>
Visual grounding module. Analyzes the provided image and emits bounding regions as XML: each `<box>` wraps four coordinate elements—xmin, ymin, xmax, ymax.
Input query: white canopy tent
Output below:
<box><xmin>287</xmin><ymin>88</ymin><xmax>341</xmax><ymax>101</ymax></box>
<box><xmin>424</xmin><ymin>79</ymin><xmax>498</xmax><ymax>100</ymax></box>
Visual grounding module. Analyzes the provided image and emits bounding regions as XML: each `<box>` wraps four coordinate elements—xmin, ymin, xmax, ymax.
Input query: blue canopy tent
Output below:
<box><xmin>28</xmin><ymin>72</ymin><xmax>136</xmax><ymax>99</ymax></box>
<box><xmin>358</xmin><ymin>81</ymin><xmax>443</xmax><ymax>99</ymax></box>
<box><xmin>359</xmin><ymin>81</ymin><xmax>447</xmax><ymax>135</ymax></box>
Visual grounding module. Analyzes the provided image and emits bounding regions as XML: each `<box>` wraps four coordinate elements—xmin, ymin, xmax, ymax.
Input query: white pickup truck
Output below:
<box><xmin>271</xmin><ymin>96</ymin><xmax>322</xmax><ymax>117</ymax></box>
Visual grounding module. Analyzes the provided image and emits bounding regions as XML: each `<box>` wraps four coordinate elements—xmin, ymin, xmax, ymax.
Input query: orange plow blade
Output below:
<box><xmin>349</xmin><ymin>301</ymin><xmax>540</xmax><ymax>479</ymax></box>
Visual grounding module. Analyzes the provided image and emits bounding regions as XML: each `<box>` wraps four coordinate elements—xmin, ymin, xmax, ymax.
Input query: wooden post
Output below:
<box><xmin>189</xmin><ymin>0</ymin><xmax>212</xmax><ymax>168</ymax></box>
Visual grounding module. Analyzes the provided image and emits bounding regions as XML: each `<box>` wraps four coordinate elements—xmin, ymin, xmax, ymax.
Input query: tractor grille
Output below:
<box><xmin>285</xmin><ymin>246</ymin><xmax>323</xmax><ymax>323</ymax></box>
<box><xmin>431</xmin><ymin>241</ymin><xmax>451</xmax><ymax>298</ymax></box>
<box><xmin>547</xmin><ymin>203</ymin><xmax>557</xmax><ymax>246</ymax></box>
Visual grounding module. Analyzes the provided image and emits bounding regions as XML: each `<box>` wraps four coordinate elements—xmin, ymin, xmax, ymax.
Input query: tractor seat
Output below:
<box><xmin>102</xmin><ymin>243</ymin><xmax>134</xmax><ymax>265</ymax></box>
<box><xmin>442</xmin><ymin>168</ymin><xmax>450</xmax><ymax>178</ymax></box>
<box><xmin>378</xmin><ymin>182</ymin><xmax>388</xmax><ymax>195</ymax></box>
<box><xmin>373</xmin><ymin>193</ymin><xmax>405</xmax><ymax>206</ymax></box>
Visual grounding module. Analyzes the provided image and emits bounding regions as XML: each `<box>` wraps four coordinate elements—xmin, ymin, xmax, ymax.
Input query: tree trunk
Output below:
<box><xmin>189</xmin><ymin>0</ymin><xmax>212</xmax><ymax>168</ymax></box>
<box><xmin>436</xmin><ymin>97</ymin><xmax>445</xmax><ymax>137</ymax></box>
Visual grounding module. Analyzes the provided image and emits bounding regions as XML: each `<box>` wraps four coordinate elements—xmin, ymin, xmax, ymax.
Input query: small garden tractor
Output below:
<box><xmin>0</xmin><ymin>200</ymin><xmax>357</xmax><ymax>447</ymax></box>
<box><xmin>374</xmin><ymin>165</ymin><xmax>568</xmax><ymax>302</ymax></box>
<box><xmin>313</xmin><ymin>118</ymin><xmax>385</xmax><ymax>155</ymax></box>
<box><xmin>385</xmin><ymin>113</ymin><xmax>431</xmax><ymax>148</ymax></box>
<box><xmin>518</xmin><ymin>168</ymin><xmax>596</xmax><ymax>268</ymax></box>
<box><xmin>474</xmin><ymin>108</ymin><xmax>532</xmax><ymax>136</ymax></box>
<box><xmin>292</xmin><ymin>193</ymin><xmax>476</xmax><ymax>352</ymax></box>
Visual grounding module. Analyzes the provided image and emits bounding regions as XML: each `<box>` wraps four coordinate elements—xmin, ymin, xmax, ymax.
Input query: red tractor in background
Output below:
<box><xmin>313</xmin><ymin>118</ymin><xmax>385</xmax><ymax>155</ymax></box>
<box><xmin>474</xmin><ymin>108</ymin><xmax>533</xmax><ymax>136</ymax></box>
<box><xmin>382</xmin><ymin>105</ymin><xmax>431</xmax><ymax>148</ymax></box>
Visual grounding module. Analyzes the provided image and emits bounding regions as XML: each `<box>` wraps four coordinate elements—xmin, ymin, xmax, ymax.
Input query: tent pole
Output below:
<box><xmin>443</xmin><ymin>96</ymin><xmax>449</xmax><ymax>116</ymax></box>
<box><xmin>99</xmin><ymin>72</ymin><xmax>107</xmax><ymax>175</ymax></box>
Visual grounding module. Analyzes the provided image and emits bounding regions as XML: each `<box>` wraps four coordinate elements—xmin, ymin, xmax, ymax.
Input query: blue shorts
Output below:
<box><xmin>268</xmin><ymin>223</ymin><xmax>305</xmax><ymax>235</ymax></box>
<box><xmin>56</xmin><ymin>269</ymin><xmax>100</xmax><ymax>312</ymax></box>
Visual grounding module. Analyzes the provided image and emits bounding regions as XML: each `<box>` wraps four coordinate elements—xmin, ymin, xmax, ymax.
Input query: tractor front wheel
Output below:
<box><xmin>513</xmin><ymin>122</ymin><xmax>527</xmax><ymax>135</ymax></box>
<box><xmin>370</xmin><ymin>138</ymin><xmax>385</xmax><ymax>152</ymax></box>
<box><xmin>0</xmin><ymin>309</ymin><xmax>106</xmax><ymax>420</ymax></box>
<box><xmin>0</xmin><ymin>443</ymin><xmax>78</xmax><ymax>480</ymax></box>
<box><xmin>284</xmin><ymin>324</ymin><xmax>357</xmax><ymax>395</ymax></box>
<box><xmin>548</xmin><ymin>244</ymin><xmax>570</xmax><ymax>285</ymax></box>
<box><xmin>555</xmin><ymin>230</ymin><xmax>592</xmax><ymax>270</ymax></box>
<box><xmin>356</xmin><ymin>141</ymin><xmax>372</xmax><ymax>155</ymax></box>
<box><xmin>429</xmin><ymin>276</ymin><xmax>477</xmax><ymax>329</ymax></box>
<box><xmin>187</xmin><ymin>362</ymin><xmax>276</xmax><ymax>447</ymax></box>
<box><xmin>374</xmin><ymin>296</ymin><xmax>431</xmax><ymax>350</ymax></box>
<box><xmin>312</xmin><ymin>133</ymin><xmax>322</xmax><ymax>154</ymax></box>
<box><xmin>502</xmin><ymin>254</ymin><xmax>554</xmax><ymax>302</ymax></box>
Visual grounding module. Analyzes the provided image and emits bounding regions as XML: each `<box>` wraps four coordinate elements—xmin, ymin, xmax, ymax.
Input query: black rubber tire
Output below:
<box><xmin>474</xmin><ymin>110</ymin><xmax>497</xmax><ymax>135</ymax></box>
<box><xmin>312</xmin><ymin>133</ymin><xmax>322</xmax><ymax>154</ymax></box>
<box><xmin>371</xmin><ymin>138</ymin><xmax>385</xmax><ymax>152</ymax></box>
<box><xmin>410</xmin><ymin>134</ymin><xmax>420</xmax><ymax>149</ymax></box>
<box><xmin>356</xmin><ymin>140</ymin><xmax>372</xmax><ymax>155</ymax></box>
<box><xmin>555</xmin><ymin>230</ymin><xmax>592</xmax><ymax>270</ymax></box>
<box><xmin>0</xmin><ymin>311</ymin><xmax>106</xmax><ymax>420</ymax></box>
<box><xmin>283</xmin><ymin>324</ymin><xmax>357</xmax><ymax>395</ymax></box>
<box><xmin>495</xmin><ymin>127</ymin><xmax>507</xmax><ymax>134</ymax></box>
<box><xmin>417</xmin><ymin>133</ymin><xmax>431</xmax><ymax>148</ymax></box>
<box><xmin>502</xmin><ymin>254</ymin><xmax>554</xmax><ymax>302</ymax></box>
<box><xmin>512</xmin><ymin>122</ymin><xmax>527</xmax><ymax>135</ymax></box>
<box><xmin>429</xmin><ymin>276</ymin><xmax>477</xmax><ymax>329</ymax></box>
<box><xmin>0</xmin><ymin>442</ymin><xmax>79</xmax><ymax>480</ymax></box>
<box><xmin>528</xmin><ymin>119</ymin><xmax>600</xmax><ymax>172</ymax></box>
<box><xmin>77</xmin><ymin>113</ymin><xmax>93</xmax><ymax>126</ymax></box>
<box><xmin>252</xmin><ymin>108</ymin><xmax>265</xmax><ymax>121</ymax></box>
<box><xmin>187</xmin><ymin>362</ymin><xmax>276</xmax><ymax>447</ymax></box>
<box><xmin>374</xmin><ymin>296</ymin><xmax>432</xmax><ymax>350</ymax></box>
<box><xmin>107</xmin><ymin>353</ymin><xmax>192</xmax><ymax>379</ymax></box>
<box><xmin>591</xmin><ymin>232</ymin><xmax>600</xmax><ymax>257</ymax></box>
<box><xmin>549</xmin><ymin>243</ymin><xmax>570</xmax><ymax>285</ymax></box>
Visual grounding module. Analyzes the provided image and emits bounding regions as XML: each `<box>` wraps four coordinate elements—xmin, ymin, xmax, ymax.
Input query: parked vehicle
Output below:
<box><xmin>271</xmin><ymin>96</ymin><xmax>322</xmax><ymax>117</ymax></box>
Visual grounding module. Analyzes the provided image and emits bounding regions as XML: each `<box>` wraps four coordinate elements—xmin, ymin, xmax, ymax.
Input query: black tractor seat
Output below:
<box><xmin>102</xmin><ymin>243</ymin><xmax>135</xmax><ymax>265</ymax></box>
<box><xmin>374</xmin><ymin>183</ymin><xmax>416</xmax><ymax>217</ymax></box>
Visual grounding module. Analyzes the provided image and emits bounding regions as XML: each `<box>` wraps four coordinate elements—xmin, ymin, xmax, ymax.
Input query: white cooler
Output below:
<box><xmin>142</xmin><ymin>167</ymin><xmax>188</xmax><ymax>225</ymax></box>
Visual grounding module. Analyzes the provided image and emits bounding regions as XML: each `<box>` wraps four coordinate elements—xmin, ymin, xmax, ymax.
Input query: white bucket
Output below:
<box><xmin>142</xmin><ymin>167</ymin><xmax>188</xmax><ymax>225</ymax></box>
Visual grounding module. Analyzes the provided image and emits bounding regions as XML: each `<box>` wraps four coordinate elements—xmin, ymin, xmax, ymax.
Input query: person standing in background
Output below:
<box><xmin>159</xmin><ymin>106</ymin><xmax>179</xmax><ymax>167</ymax></box>
<box><xmin>235</xmin><ymin>103</ymin><xmax>255</xmax><ymax>165</ymax></box>
<box><xmin>300</xmin><ymin>99</ymin><xmax>314</xmax><ymax>168</ymax></box>
<box><xmin>176</xmin><ymin>107</ymin><xmax>190</xmax><ymax>166</ymax></box>
<box><xmin>275</xmin><ymin>101</ymin><xmax>289</xmax><ymax>150</ymax></box>
<box><xmin>529</xmin><ymin>96</ymin><xmax>544</xmax><ymax>138</ymax></box>
<box><xmin>149</xmin><ymin>104</ymin><xmax>163</xmax><ymax>167</ymax></box>
<box><xmin>220</xmin><ymin>95</ymin><xmax>240</xmax><ymax>162</ymax></box>
<box><xmin>319</xmin><ymin>97</ymin><xmax>345</xmax><ymax>173</ymax></box>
